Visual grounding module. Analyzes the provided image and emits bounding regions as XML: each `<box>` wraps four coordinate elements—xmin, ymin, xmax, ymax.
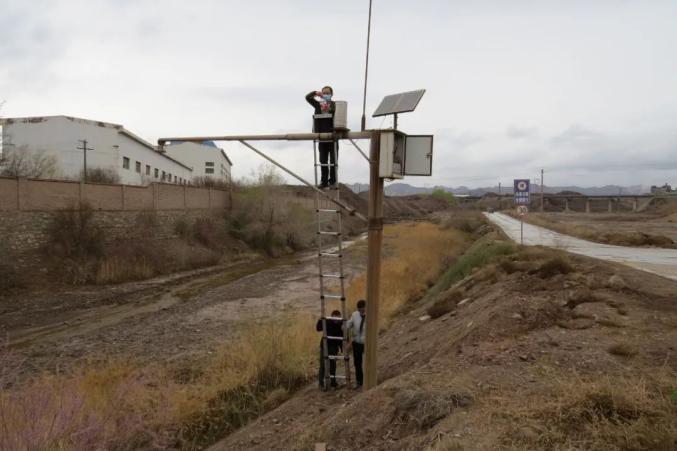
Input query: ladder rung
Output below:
<box><xmin>317</xmin><ymin>209</ymin><xmax>340</xmax><ymax>213</ymax></box>
<box><xmin>328</xmin><ymin>355</ymin><xmax>350</xmax><ymax>360</ymax></box>
<box><xmin>325</xmin><ymin>335</ymin><xmax>346</xmax><ymax>341</ymax></box>
<box><xmin>323</xmin><ymin>316</ymin><xmax>347</xmax><ymax>321</ymax></box>
<box><xmin>319</xmin><ymin>252</ymin><xmax>342</xmax><ymax>257</ymax></box>
<box><xmin>321</xmin><ymin>274</ymin><xmax>344</xmax><ymax>279</ymax></box>
<box><xmin>318</xmin><ymin>231</ymin><xmax>340</xmax><ymax>235</ymax></box>
<box><xmin>315</xmin><ymin>164</ymin><xmax>338</xmax><ymax>167</ymax></box>
<box><xmin>321</xmin><ymin>294</ymin><xmax>345</xmax><ymax>300</ymax></box>
<box><xmin>328</xmin><ymin>375</ymin><xmax>347</xmax><ymax>379</ymax></box>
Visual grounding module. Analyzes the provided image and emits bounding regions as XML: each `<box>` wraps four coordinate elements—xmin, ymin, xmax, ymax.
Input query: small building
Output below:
<box><xmin>164</xmin><ymin>141</ymin><xmax>232</xmax><ymax>184</ymax></box>
<box><xmin>651</xmin><ymin>183</ymin><xmax>673</xmax><ymax>194</ymax></box>
<box><xmin>0</xmin><ymin>115</ymin><xmax>232</xmax><ymax>186</ymax></box>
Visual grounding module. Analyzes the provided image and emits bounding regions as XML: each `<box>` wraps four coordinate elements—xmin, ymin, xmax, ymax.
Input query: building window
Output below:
<box><xmin>154</xmin><ymin>168</ymin><xmax>159</xmax><ymax>178</ymax></box>
<box><xmin>145</xmin><ymin>165</ymin><xmax>151</xmax><ymax>175</ymax></box>
<box><xmin>205</xmin><ymin>162</ymin><xmax>214</xmax><ymax>167</ymax></box>
<box><xmin>205</xmin><ymin>168</ymin><xmax>214</xmax><ymax>174</ymax></box>
<box><xmin>162</xmin><ymin>171</ymin><xmax>166</xmax><ymax>181</ymax></box>
<box><xmin>174</xmin><ymin>175</ymin><xmax>177</xmax><ymax>183</ymax></box>
<box><xmin>135</xmin><ymin>161</ymin><xmax>141</xmax><ymax>173</ymax></box>
<box><xmin>123</xmin><ymin>157</ymin><xmax>130</xmax><ymax>169</ymax></box>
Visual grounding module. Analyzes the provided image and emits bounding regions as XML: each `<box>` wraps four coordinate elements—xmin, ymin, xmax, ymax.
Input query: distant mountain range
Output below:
<box><xmin>344</xmin><ymin>182</ymin><xmax>651</xmax><ymax>197</ymax></box>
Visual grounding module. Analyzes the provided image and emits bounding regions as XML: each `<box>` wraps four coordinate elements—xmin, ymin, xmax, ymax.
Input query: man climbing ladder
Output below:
<box><xmin>307</xmin><ymin>86</ymin><xmax>351</xmax><ymax>389</ymax></box>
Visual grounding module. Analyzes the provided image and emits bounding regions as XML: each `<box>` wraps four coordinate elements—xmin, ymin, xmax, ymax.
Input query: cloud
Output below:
<box><xmin>506</xmin><ymin>125</ymin><xmax>539</xmax><ymax>139</ymax></box>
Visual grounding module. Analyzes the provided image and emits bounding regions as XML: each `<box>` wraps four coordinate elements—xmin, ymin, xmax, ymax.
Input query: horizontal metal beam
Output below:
<box><xmin>157</xmin><ymin>130</ymin><xmax>373</xmax><ymax>146</ymax></box>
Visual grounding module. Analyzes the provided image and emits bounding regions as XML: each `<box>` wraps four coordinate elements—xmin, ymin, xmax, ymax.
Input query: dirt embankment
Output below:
<box><xmin>214</xmin><ymin>236</ymin><xmax>677</xmax><ymax>450</ymax></box>
<box><xmin>508</xmin><ymin>211</ymin><xmax>677</xmax><ymax>249</ymax></box>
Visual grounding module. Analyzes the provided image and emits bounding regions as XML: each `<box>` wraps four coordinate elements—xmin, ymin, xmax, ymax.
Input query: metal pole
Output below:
<box><xmin>364</xmin><ymin>130</ymin><xmax>383</xmax><ymax>390</ymax></box>
<box><xmin>238</xmin><ymin>140</ymin><xmax>367</xmax><ymax>222</ymax></box>
<box><xmin>158</xmin><ymin>131</ymin><xmax>373</xmax><ymax>146</ymax></box>
<box><xmin>393</xmin><ymin>113</ymin><xmax>398</xmax><ymax>130</ymax></box>
<box><xmin>520</xmin><ymin>217</ymin><xmax>524</xmax><ymax>245</ymax></box>
<box><xmin>540</xmin><ymin>168</ymin><xmax>544</xmax><ymax>212</ymax></box>
<box><xmin>348</xmin><ymin>138</ymin><xmax>370</xmax><ymax>162</ymax></box>
<box><xmin>361</xmin><ymin>0</ymin><xmax>373</xmax><ymax>131</ymax></box>
<box><xmin>84</xmin><ymin>140</ymin><xmax>87</xmax><ymax>181</ymax></box>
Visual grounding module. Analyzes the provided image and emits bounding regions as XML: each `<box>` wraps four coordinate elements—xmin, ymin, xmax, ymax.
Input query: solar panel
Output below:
<box><xmin>372</xmin><ymin>89</ymin><xmax>426</xmax><ymax>117</ymax></box>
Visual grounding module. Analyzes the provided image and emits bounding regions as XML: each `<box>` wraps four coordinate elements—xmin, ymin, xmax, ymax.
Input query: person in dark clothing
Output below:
<box><xmin>305</xmin><ymin>86</ymin><xmax>338</xmax><ymax>189</ymax></box>
<box><xmin>347</xmin><ymin>299</ymin><xmax>366</xmax><ymax>389</ymax></box>
<box><xmin>316</xmin><ymin>309</ymin><xmax>344</xmax><ymax>388</ymax></box>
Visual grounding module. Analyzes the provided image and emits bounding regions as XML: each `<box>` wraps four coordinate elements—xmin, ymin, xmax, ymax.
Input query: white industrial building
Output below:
<box><xmin>164</xmin><ymin>141</ymin><xmax>232</xmax><ymax>184</ymax></box>
<box><xmin>0</xmin><ymin>115</ymin><xmax>232</xmax><ymax>185</ymax></box>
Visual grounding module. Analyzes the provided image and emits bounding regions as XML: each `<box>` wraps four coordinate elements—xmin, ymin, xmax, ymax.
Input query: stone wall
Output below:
<box><xmin>0</xmin><ymin>209</ymin><xmax>227</xmax><ymax>267</ymax></box>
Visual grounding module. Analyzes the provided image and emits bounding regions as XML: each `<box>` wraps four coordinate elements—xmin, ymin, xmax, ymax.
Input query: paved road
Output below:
<box><xmin>485</xmin><ymin>212</ymin><xmax>677</xmax><ymax>281</ymax></box>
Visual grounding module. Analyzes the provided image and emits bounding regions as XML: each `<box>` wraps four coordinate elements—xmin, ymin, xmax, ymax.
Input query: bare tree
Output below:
<box><xmin>0</xmin><ymin>146</ymin><xmax>60</xmax><ymax>178</ymax></box>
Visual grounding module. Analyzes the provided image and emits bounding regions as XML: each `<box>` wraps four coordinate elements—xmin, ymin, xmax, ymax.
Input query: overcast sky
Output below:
<box><xmin>2</xmin><ymin>0</ymin><xmax>676</xmax><ymax>188</ymax></box>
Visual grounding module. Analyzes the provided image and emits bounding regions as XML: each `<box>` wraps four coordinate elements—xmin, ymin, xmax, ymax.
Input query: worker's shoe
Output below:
<box><xmin>318</xmin><ymin>182</ymin><xmax>329</xmax><ymax>190</ymax></box>
<box><xmin>327</xmin><ymin>182</ymin><xmax>339</xmax><ymax>190</ymax></box>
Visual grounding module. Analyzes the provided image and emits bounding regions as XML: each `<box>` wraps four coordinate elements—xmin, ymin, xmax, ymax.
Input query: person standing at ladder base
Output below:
<box><xmin>306</xmin><ymin>86</ymin><xmax>338</xmax><ymax>189</ymax></box>
<box><xmin>347</xmin><ymin>300</ymin><xmax>366</xmax><ymax>389</ymax></box>
<box><xmin>316</xmin><ymin>310</ymin><xmax>343</xmax><ymax>389</ymax></box>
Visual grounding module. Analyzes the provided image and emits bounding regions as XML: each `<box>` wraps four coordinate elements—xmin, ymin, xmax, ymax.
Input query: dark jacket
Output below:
<box><xmin>306</xmin><ymin>91</ymin><xmax>335</xmax><ymax>134</ymax></box>
<box><xmin>316</xmin><ymin>318</ymin><xmax>343</xmax><ymax>351</ymax></box>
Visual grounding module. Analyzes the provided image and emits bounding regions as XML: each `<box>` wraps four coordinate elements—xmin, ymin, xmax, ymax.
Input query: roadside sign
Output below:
<box><xmin>516</xmin><ymin>205</ymin><xmax>528</xmax><ymax>216</ymax></box>
<box><xmin>514</xmin><ymin>179</ymin><xmax>530</xmax><ymax>205</ymax></box>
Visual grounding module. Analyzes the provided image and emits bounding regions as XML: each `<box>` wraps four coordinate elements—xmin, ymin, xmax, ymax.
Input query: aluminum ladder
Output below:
<box><xmin>313</xmin><ymin>138</ymin><xmax>351</xmax><ymax>389</ymax></box>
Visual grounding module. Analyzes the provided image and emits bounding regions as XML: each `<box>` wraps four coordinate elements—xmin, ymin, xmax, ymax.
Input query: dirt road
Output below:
<box><xmin>486</xmin><ymin>212</ymin><xmax>677</xmax><ymax>280</ymax></box>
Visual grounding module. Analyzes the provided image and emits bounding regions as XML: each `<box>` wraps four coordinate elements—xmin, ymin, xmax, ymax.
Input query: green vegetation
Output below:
<box><xmin>431</xmin><ymin>188</ymin><xmax>456</xmax><ymax>205</ymax></box>
<box><xmin>426</xmin><ymin>236</ymin><xmax>515</xmax><ymax>301</ymax></box>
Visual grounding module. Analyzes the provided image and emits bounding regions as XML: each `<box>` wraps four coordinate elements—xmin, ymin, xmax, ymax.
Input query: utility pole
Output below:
<box><xmin>77</xmin><ymin>139</ymin><xmax>93</xmax><ymax>182</ymax></box>
<box><xmin>365</xmin><ymin>131</ymin><xmax>383</xmax><ymax>389</ymax></box>
<box><xmin>498</xmin><ymin>182</ymin><xmax>501</xmax><ymax>209</ymax></box>
<box><xmin>540</xmin><ymin>168</ymin><xmax>544</xmax><ymax>212</ymax></box>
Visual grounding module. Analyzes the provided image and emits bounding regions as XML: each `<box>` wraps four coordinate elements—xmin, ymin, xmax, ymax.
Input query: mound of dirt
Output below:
<box><xmin>211</xmin><ymin>244</ymin><xmax>677</xmax><ymax>450</ymax></box>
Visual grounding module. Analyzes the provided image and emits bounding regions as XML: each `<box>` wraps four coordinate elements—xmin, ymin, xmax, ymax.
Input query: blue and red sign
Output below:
<box><xmin>514</xmin><ymin>179</ymin><xmax>530</xmax><ymax>205</ymax></box>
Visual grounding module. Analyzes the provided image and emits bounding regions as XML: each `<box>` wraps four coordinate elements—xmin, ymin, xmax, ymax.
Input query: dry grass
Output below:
<box><xmin>0</xmin><ymin>315</ymin><xmax>317</xmax><ymax>450</ymax></box>
<box><xmin>392</xmin><ymin>388</ymin><xmax>473</xmax><ymax>430</ymax></box>
<box><xmin>608</xmin><ymin>342</ymin><xmax>638</xmax><ymax>357</ymax></box>
<box><xmin>2</xmin><ymin>221</ymin><xmax>467</xmax><ymax>449</ymax></box>
<box><xmin>496</xmin><ymin>372</ymin><xmax>677</xmax><ymax>450</ymax></box>
<box><xmin>346</xmin><ymin>222</ymin><xmax>469</xmax><ymax>323</ymax></box>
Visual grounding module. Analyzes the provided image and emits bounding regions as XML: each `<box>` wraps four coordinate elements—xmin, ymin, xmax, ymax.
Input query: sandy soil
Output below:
<box><xmin>210</xmin><ymin>242</ymin><xmax>677</xmax><ymax>451</ymax></box>
<box><xmin>1</xmin><ymin>236</ymin><xmax>368</xmax><ymax>376</ymax></box>
<box><xmin>515</xmin><ymin>211</ymin><xmax>677</xmax><ymax>247</ymax></box>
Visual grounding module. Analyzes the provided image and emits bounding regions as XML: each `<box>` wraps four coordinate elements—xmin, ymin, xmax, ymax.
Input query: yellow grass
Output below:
<box><xmin>1</xmin><ymin>221</ymin><xmax>468</xmax><ymax>449</ymax></box>
<box><xmin>346</xmin><ymin>222</ymin><xmax>468</xmax><ymax>323</ymax></box>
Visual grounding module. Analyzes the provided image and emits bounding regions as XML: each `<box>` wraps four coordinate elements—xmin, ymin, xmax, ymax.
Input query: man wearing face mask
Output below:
<box><xmin>306</xmin><ymin>86</ymin><xmax>338</xmax><ymax>189</ymax></box>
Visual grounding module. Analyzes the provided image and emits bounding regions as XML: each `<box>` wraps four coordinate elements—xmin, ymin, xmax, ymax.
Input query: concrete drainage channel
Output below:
<box><xmin>485</xmin><ymin>212</ymin><xmax>677</xmax><ymax>281</ymax></box>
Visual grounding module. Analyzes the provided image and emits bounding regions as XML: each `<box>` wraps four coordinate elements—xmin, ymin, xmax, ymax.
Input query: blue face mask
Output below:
<box><xmin>322</xmin><ymin>94</ymin><xmax>332</xmax><ymax>101</ymax></box>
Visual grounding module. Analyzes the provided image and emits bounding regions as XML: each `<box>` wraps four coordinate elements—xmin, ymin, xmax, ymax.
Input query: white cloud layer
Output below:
<box><xmin>2</xmin><ymin>0</ymin><xmax>676</xmax><ymax>187</ymax></box>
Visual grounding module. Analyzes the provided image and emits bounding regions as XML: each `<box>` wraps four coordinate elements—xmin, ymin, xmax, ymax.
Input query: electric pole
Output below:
<box><xmin>77</xmin><ymin>139</ymin><xmax>93</xmax><ymax>181</ymax></box>
<box><xmin>498</xmin><ymin>182</ymin><xmax>501</xmax><ymax>209</ymax></box>
<box><xmin>540</xmin><ymin>168</ymin><xmax>544</xmax><ymax>212</ymax></box>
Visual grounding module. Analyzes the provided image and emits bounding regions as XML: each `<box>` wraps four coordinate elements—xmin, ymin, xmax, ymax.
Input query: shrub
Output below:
<box><xmin>0</xmin><ymin>244</ymin><xmax>23</xmax><ymax>292</ymax></box>
<box><xmin>192</xmin><ymin>176</ymin><xmax>230</xmax><ymax>189</ymax></box>
<box><xmin>431</xmin><ymin>189</ymin><xmax>456</xmax><ymax>205</ymax></box>
<box><xmin>227</xmin><ymin>166</ymin><xmax>315</xmax><ymax>256</ymax></box>
<box><xmin>174</xmin><ymin>217</ymin><xmax>191</xmax><ymax>240</ymax></box>
<box><xmin>83</xmin><ymin>167</ymin><xmax>120</xmax><ymax>184</ymax></box>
